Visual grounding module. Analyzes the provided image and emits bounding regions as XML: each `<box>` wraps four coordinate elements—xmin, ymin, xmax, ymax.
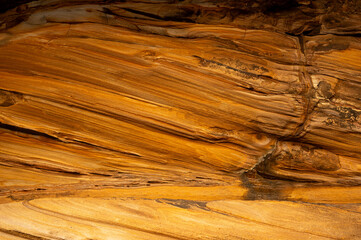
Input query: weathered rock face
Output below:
<box><xmin>0</xmin><ymin>0</ymin><xmax>360</xmax><ymax>239</ymax></box>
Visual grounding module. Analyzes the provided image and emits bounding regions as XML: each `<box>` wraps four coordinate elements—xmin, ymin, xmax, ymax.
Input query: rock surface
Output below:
<box><xmin>0</xmin><ymin>0</ymin><xmax>360</xmax><ymax>239</ymax></box>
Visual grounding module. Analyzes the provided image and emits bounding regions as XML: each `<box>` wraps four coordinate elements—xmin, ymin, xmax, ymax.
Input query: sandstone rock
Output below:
<box><xmin>0</xmin><ymin>0</ymin><xmax>360</xmax><ymax>239</ymax></box>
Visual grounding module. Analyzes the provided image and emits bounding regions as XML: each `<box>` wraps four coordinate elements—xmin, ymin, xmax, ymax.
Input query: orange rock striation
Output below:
<box><xmin>0</xmin><ymin>0</ymin><xmax>360</xmax><ymax>239</ymax></box>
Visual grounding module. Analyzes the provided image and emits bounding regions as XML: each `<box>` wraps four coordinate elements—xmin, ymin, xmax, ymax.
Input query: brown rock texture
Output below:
<box><xmin>0</xmin><ymin>0</ymin><xmax>360</xmax><ymax>239</ymax></box>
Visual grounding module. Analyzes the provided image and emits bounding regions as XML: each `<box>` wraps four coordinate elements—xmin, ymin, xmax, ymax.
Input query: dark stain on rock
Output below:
<box><xmin>250</xmin><ymin>64</ymin><xmax>269</xmax><ymax>73</ymax></box>
<box><xmin>163</xmin><ymin>6</ymin><xmax>197</xmax><ymax>22</ymax></box>
<box><xmin>158</xmin><ymin>199</ymin><xmax>208</xmax><ymax>210</ymax></box>
<box><xmin>121</xmin><ymin>7</ymin><xmax>195</xmax><ymax>23</ymax></box>
<box><xmin>313</xmin><ymin>38</ymin><xmax>350</xmax><ymax>52</ymax></box>
<box><xmin>102</xmin><ymin>7</ymin><xmax>121</xmax><ymax>17</ymax></box>
<box><xmin>0</xmin><ymin>93</ymin><xmax>16</xmax><ymax>107</ymax></box>
<box><xmin>240</xmin><ymin>170</ymin><xmax>287</xmax><ymax>200</ymax></box>
<box><xmin>255</xmin><ymin>141</ymin><xmax>341</xmax><ymax>183</ymax></box>
<box><xmin>338</xmin><ymin>106</ymin><xmax>359</xmax><ymax>121</ymax></box>
<box><xmin>317</xmin><ymin>81</ymin><xmax>334</xmax><ymax>99</ymax></box>
<box><xmin>193</xmin><ymin>55</ymin><xmax>272</xmax><ymax>81</ymax></box>
<box><xmin>325</xmin><ymin>106</ymin><xmax>359</xmax><ymax>129</ymax></box>
<box><xmin>0</xmin><ymin>89</ymin><xmax>22</xmax><ymax>107</ymax></box>
<box><xmin>311</xmin><ymin>149</ymin><xmax>341</xmax><ymax>171</ymax></box>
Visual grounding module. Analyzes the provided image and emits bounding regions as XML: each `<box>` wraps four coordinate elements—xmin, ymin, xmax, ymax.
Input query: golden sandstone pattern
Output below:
<box><xmin>0</xmin><ymin>0</ymin><xmax>360</xmax><ymax>239</ymax></box>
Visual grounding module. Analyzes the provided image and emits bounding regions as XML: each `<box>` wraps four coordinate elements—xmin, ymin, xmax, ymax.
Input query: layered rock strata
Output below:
<box><xmin>0</xmin><ymin>0</ymin><xmax>360</xmax><ymax>239</ymax></box>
